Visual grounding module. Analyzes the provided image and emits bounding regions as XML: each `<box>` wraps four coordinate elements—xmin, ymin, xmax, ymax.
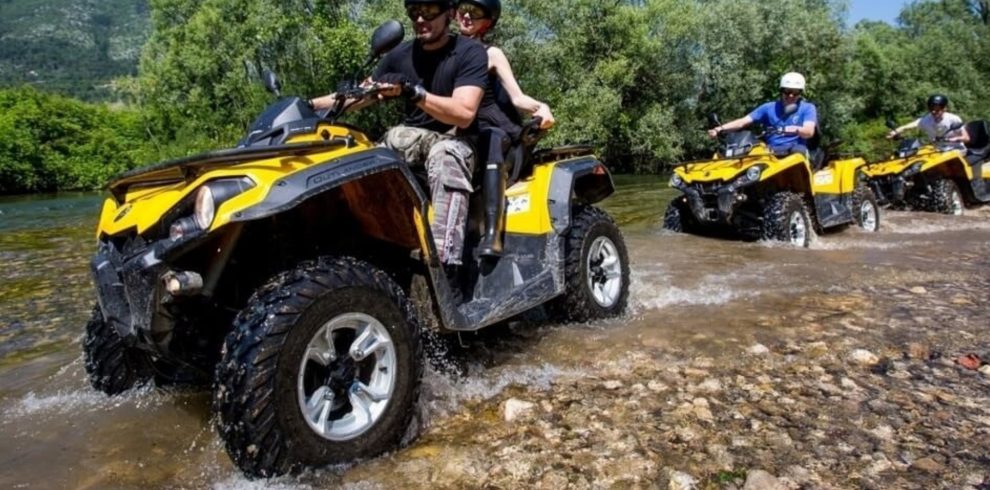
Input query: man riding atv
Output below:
<box><xmin>865</xmin><ymin>94</ymin><xmax>990</xmax><ymax>214</ymax></box>
<box><xmin>664</xmin><ymin>72</ymin><xmax>880</xmax><ymax>246</ymax></box>
<box><xmin>707</xmin><ymin>72</ymin><xmax>817</xmax><ymax>158</ymax></box>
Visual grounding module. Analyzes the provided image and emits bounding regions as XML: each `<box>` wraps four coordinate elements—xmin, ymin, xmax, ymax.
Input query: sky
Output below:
<box><xmin>847</xmin><ymin>0</ymin><xmax>913</xmax><ymax>25</ymax></box>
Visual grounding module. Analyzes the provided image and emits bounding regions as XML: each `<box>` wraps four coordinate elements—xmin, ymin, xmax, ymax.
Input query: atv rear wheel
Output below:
<box><xmin>851</xmin><ymin>187</ymin><xmax>880</xmax><ymax>232</ymax></box>
<box><xmin>213</xmin><ymin>256</ymin><xmax>422</xmax><ymax>478</ymax></box>
<box><xmin>761</xmin><ymin>192</ymin><xmax>812</xmax><ymax>247</ymax></box>
<box><xmin>662</xmin><ymin>198</ymin><xmax>695</xmax><ymax>233</ymax></box>
<box><xmin>931</xmin><ymin>178</ymin><xmax>964</xmax><ymax>215</ymax></box>
<box><xmin>83</xmin><ymin>305</ymin><xmax>151</xmax><ymax>395</ymax></box>
<box><xmin>549</xmin><ymin>206</ymin><xmax>629</xmax><ymax>322</ymax></box>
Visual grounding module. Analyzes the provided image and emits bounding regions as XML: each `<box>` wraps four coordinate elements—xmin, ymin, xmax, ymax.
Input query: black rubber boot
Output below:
<box><xmin>478</xmin><ymin>162</ymin><xmax>508</xmax><ymax>258</ymax></box>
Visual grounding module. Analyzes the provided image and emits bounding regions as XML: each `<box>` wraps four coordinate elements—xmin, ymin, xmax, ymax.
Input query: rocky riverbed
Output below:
<box><xmin>1</xmin><ymin>189</ymin><xmax>988</xmax><ymax>489</ymax></box>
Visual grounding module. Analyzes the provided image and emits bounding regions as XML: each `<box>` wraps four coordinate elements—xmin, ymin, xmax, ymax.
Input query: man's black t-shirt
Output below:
<box><xmin>374</xmin><ymin>34</ymin><xmax>488</xmax><ymax>134</ymax></box>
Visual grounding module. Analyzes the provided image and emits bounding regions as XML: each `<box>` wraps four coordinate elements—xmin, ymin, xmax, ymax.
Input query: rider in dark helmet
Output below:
<box><xmin>457</xmin><ymin>0</ymin><xmax>555</xmax><ymax>257</ymax></box>
<box><xmin>887</xmin><ymin>94</ymin><xmax>970</xmax><ymax>145</ymax></box>
<box><xmin>311</xmin><ymin>0</ymin><xmax>488</xmax><ymax>295</ymax></box>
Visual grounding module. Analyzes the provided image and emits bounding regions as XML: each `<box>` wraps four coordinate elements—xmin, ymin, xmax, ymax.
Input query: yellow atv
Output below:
<box><xmin>863</xmin><ymin>119</ymin><xmax>990</xmax><ymax>214</ymax></box>
<box><xmin>663</xmin><ymin>116</ymin><xmax>880</xmax><ymax>247</ymax></box>
<box><xmin>83</xmin><ymin>21</ymin><xmax>628</xmax><ymax>478</ymax></box>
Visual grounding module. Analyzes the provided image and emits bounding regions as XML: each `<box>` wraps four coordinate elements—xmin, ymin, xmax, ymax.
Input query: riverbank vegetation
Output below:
<box><xmin>1</xmin><ymin>0</ymin><xmax>989</xmax><ymax>194</ymax></box>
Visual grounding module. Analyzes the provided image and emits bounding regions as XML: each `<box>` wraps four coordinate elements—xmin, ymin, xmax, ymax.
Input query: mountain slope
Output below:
<box><xmin>0</xmin><ymin>0</ymin><xmax>150</xmax><ymax>100</ymax></box>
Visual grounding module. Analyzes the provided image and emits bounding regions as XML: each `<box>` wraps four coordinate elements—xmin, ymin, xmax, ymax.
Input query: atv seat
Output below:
<box><xmin>964</xmin><ymin>120</ymin><xmax>990</xmax><ymax>165</ymax></box>
<box><xmin>807</xmin><ymin>129</ymin><xmax>827</xmax><ymax>170</ymax></box>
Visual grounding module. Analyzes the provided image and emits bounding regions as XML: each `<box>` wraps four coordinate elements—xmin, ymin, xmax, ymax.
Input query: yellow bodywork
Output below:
<box><xmin>863</xmin><ymin>145</ymin><xmax>973</xmax><ymax>180</ymax></box>
<box><xmin>98</xmin><ymin>124</ymin><xmax>378</xmax><ymax>239</ymax></box>
<box><xmin>673</xmin><ymin>142</ymin><xmax>865</xmax><ymax>196</ymax></box>
<box><xmin>98</xmin><ymin>121</ymin><xmax>562</xmax><ymax>243</ymax></box>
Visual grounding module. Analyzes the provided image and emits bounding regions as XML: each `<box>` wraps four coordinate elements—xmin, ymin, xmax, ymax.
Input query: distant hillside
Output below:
<box><xmin>0</xmin><ymin>0</ymin><xmax>150</xmax><ymax>101</ymax></box>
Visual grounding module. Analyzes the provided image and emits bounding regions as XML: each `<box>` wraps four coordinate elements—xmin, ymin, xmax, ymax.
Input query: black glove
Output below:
<box><xmin>375</xmin><ymin>73</ymin><xmax>426</xmax><ymax>102</ymax></box>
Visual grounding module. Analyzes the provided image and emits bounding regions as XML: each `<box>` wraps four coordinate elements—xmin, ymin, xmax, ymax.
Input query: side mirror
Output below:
<box><xmin>707</xmin><ymin>112</ymin><xmax>721</xmax><ymax>129</ymax></box>
<box><xmin>262</xmin><ymin>69</ymin><xmax>281</xmax><ymax>97</ymax></box>
<box><xmin>370</xmin><ymin>20</ymin><xmax>404</xmax><ymax>61</ymax></box>
<box><xmin>885</xmin><ymin>118</ymin><xmax>897</xmax><ymax>130</ymax></box>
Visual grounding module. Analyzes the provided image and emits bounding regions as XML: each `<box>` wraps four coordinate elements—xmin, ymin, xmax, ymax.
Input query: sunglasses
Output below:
<box><xmin>780</xmin><ymin>89</ymin><xmax>802</xmax><ymax>97</ymax></box>
<box><xmin>456</xmin><ymin>3</ymin><xmax>489</xmax><ymax>20</ymax></box>
<box><xmin>406</xmin><ymin>4</ymin><xmax>445</xmax><ymax>21</ymax></box>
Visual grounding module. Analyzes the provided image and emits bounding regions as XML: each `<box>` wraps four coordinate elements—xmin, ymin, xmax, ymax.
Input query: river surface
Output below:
<box><xmin>0</xmin><ymin>178</ymin><xmax>988</xmax><ymax>489</ymax></box>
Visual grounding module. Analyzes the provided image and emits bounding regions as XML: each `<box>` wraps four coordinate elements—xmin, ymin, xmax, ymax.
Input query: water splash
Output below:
<box><xmin>9</xmin><ymin>384</ymin><xmax>167</xmax><ymax>419</ymax></box>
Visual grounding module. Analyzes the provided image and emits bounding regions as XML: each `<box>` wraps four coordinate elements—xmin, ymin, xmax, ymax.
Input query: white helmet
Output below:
<box><xmin>779</xmin><ymin>72</ymin><xmax>806</xmax><ymax>91</ymax></box>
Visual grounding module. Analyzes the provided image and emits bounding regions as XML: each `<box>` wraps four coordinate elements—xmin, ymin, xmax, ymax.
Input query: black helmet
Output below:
<box><xmin>405</xmin><ymin>0</ymin><xmax>455</xmax><ymax>8</ymax></box>
<box><xmin>927</xmin><ymin>94</ymin><xmax>948</xmax><ymax>109</ymax></box>
<box><xmin>462</xmin><ymin>0</ymin><xmax>501</xmax><ymax>26</ymax></box>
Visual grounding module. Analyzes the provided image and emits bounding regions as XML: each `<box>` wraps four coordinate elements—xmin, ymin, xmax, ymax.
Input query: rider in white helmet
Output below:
<box><xmin>707</xmin><ymin>72</ymin><xmax>818</xmax><ymax>156</ymax></box>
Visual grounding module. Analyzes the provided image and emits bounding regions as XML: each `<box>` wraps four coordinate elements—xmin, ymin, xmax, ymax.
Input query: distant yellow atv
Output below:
<box><xmin>663</xmin><ymin>116</ymin><xmax>880</xmax><ymax>247</ymax></box>
<box><xmin>83</xmin><ymin>21</ymin><xmax>628</xmax><ymax>478</ymax></box>
<box><xmin>863</xmin><ymin>119</ymin><xmax>990</xmax><ymax>214</ymax></box>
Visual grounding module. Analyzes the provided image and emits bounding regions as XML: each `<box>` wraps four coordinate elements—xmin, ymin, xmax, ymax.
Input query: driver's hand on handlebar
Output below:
<box><xmin>707</xmin><ymin>127</ymin><xmax>721</xmax><ymax>139</ymax></box>
<box><xmin>783</xmin><ymin>125</ymin><xmax>801</xmax><ymax>135</ymax></box>
<box><xmin>886</xmin><ymin>129</ymin><xmax>899</xmax><ymax>140</ymax></box>
<box><xmin>373</xmin><ymin>73</ymin><xmax>426</xmax><ymax>102</ymax></box>
<box><xmin>534</xmin><ymin>104</ymin><xmax>555</xmax><ymax>129</ymax></box>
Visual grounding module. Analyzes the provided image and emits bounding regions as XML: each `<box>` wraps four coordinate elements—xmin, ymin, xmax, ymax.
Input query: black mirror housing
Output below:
<box><xmin>262</xmin><ymin>69</ymin><xmax>281</xmax><ymax>96</ymax></box>
<box><xmin>370</xmin><ymin>20</ymin><xmax>404</xmax><ymax>60</ymax></box>
<box><xmin>707</xmin><ymin>112</ymin><xmax>721</xmax><ymax>129</ymax></box>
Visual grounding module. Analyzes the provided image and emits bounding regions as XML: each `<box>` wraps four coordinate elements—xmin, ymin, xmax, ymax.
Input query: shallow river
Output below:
<box><xmin>0</xmin><ymin>177</ymin><xmax>988</xmax><ymax>489</ymax></box>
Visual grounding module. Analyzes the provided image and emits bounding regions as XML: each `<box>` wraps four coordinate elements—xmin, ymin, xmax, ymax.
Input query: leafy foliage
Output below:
<box><xmin>4</xmin><ymin>0</ymin><xmax>990</xmax><ymax>193</ymax></box>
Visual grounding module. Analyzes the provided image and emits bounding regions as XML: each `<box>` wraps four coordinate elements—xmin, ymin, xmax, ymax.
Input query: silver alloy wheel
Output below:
<box><xmin>859</xmin><ymin>201</ymin><xmax>878</xmax><ymax>231</ymax></box>
<box><xmin>950</xmin><ymin>188</ymin><xmax>964</xmax><ymax>215</ymax></box>
<box><xmin>586</xmin><ymin>236</ymin><xmax>623</xmax><ymax>308</ymax></box>
<box><xmin>788</xmin><ymin>210</ymin><xmax>808</xmax><ymax>246</ymax></box>
<box><xmin>297</xmin><ymin>312</ymin><xmax>397</xmax><ymax>441</ymax></box>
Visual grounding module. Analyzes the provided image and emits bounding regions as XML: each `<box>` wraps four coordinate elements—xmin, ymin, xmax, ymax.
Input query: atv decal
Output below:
<box><xmin>813</xmin><ymin>170</ymin><xmax>834</xmax><ymax>186</ymax></box>
<box><xmin>507</xmin><ymin>195</ymin><xmax>530</xmax><ymax>215</ymax></box>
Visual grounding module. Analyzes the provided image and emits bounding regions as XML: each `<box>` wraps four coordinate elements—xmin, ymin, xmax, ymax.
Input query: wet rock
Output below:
<box><xmin>603</xmin><ymin>380</ymin><xmax>623</xmax><ymax>390</ymax></box>
<box><xmin>694</xmin><ymin>378</ymin><xmax>722</xmax><ymax>393</ymax></box>
<box><xmin>850</xmin><ymin>349</ymin><xmax>880</xmax><ymax>366</ymax></box>
<box><xmin>911</xmin><ymin>457</ymin><xmax>943</xmax><ymax>473</ymax></box>
<box><xmin>648</xmin><ymin>380</ymin><xmax>669</xmax><ymax>392</ymax></box>
<box><xmin>667</xmin><ymin>470</ymin><xmax>698</xmax><ymax>490</ymax></box>
<box><xmin>979</xmin><ymin>365</ymin><xmax>990</xmax><ymax>377</ymax></box>
<box><xmin>747</xmin><ymin>343</ymin><xmax>770</xmax><ymax>356</ymax></box>
<box><xmin>743</xmin><ymin>470</ymin><xmax>785</xmax><ymax>490</ymax></box>
<box><xmin>906</xmin><ymin>342</ymin><xmax>931</xmax><ymax>360</ymax></box>
<box><xmin>909</xmin><ymin>286</ymin><xmax>928</xmax><ymax>294</ymax></box>
<box><xmin>503</xmin><ymin>399</ymin><xmax>535</xmax><ymax>422</ymax></box>
<box><xmin>956</xmin><ymin>354</ymin><xmax>982</xmax><ymax>370</ymax></box>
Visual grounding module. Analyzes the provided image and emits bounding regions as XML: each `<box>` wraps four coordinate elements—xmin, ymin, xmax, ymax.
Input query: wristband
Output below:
<box><xmin>408</xmin><ymin>84</ymin><xmax>427</xmax><ymax>103</ymax></box>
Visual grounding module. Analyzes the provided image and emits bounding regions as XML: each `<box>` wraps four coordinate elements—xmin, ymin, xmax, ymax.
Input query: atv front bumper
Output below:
<box><xmin>679</xmin><ymin>182</ymin><xmax>747</xmax><ymax>224</ymax></box>
<box><xmin>869</xmin><ymin>175</ymin><xmax>908</xmax><ymax>206</ymax></box>
<box><xmin>91</xmin><ymin>231</ymin><xmax>207</xmax><ymax>347</ymax></box>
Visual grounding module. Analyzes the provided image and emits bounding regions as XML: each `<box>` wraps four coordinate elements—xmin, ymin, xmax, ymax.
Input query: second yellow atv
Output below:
<box><xmin>663</xmin><ymin>116</ymin><xmax>880</xmax><ymax>247</ymax></box>
<box><xmin>863</xmin><ymin>119</ymin><xmax>990</xmax><ymax>214</ymax></box>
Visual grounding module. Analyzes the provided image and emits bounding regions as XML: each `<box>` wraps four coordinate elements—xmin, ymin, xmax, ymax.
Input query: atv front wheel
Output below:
<box><xmin>549</xmin><ymin>206</ymin><xmax>630</xmax><ymax>322</ymax></box>
<box><xmin>213</xmin><ymin>256</ymin><xmax>422</xmax><ymax>478</ymax></box>
<box><xmin>761</xmin><ymin>192</ymin><xmax>812</xmax><ymax>247</ymax></box>
<box><xmin>851</xmin><ymin>187</ymin><xmax>880</xmax><ymax>232</ymax></box>
<box><xmin>931</xmin><ymin>178</ymin><xmax>964</xmax><ymax>215</ymax></box>
<box><xmin>662</xmin><ymin>198</ymin><xmax>695</xmax><ymax>233</ymax></box>
<box><xmin>83</xmin><ymin>305</ymin><xmax>151</xmax><ymax>395</ymax></box>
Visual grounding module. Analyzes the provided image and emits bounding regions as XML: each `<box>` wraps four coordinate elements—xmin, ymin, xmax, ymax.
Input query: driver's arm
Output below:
<box><xmin>949</xmin><ymin>125</ymin><xmax>971</xmax><ymax>144</ymax></box>
<box><xmin>795</xmin><ymin>121</ymin><xmax>816</xmax><ymax>139</ymax></box>
<box><xmin>709</xmin><ymin>115</ymin><xmax>753</xmax><ymax>138</ymax></box>
<box><xmin>416</xmin><ymin>85</ymin><xmax>484</xmax><ymax>129</ymax></box>
<box><xmin>890</xmin><ymin>118</ymin><xmax>921</xmax><ymax>137</ymax></box>
<box><xmin>309</xmin><ymin>78</ymin><xmax>378</xmax><ymax>112</ymax></box>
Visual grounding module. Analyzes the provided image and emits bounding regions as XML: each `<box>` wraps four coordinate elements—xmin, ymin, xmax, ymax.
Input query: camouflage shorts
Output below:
<box><xmin>381</xmin><ymin>126</ymin><xmax>476</xmax><ymax>265</ymax></box>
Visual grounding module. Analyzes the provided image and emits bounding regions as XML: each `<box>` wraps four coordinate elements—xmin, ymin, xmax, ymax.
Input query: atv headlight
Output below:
<box><xmin>194</xmin><ymin>185</ymin><xmax>216</xmax><ymax>230</ymax></box>
<box><xmin>745</xmin><ymin>165</ymin><xmax>762</xmax><ymax>182</ymax></box>
<box><xmin>670</xmin><ymin>174</ymin><xmax>684</xmax><ymax>188</ymax></box>
<box><xmin>169</xmin><ymin>177</ymin><xmax>255</xmax><ymax>240</ymax></box>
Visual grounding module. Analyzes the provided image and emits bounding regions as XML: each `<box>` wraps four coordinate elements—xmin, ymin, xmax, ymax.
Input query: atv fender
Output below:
<box><xmin>547</xmin><ymin>156</ymin><xmax>614</xmax><ymax>232</ymax></box>
<box><xmin>231</xmin><ymin>147</ymin><xmax>430</xmax><ymax>252</ymax></box>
